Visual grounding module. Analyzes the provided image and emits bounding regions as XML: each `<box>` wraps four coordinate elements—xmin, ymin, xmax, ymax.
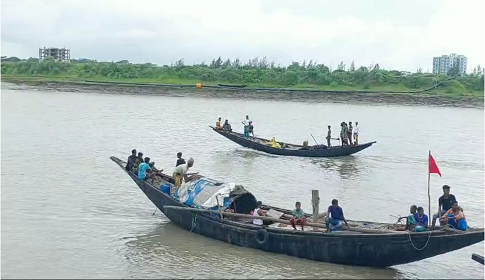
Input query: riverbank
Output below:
<box><xmin>2</xmin><ymin>76</ymin><xmax>483</xmax><ymax>108</ymax></box>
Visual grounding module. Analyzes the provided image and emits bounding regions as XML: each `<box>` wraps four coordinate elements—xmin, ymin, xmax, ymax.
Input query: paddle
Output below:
<box><xmin>310</xmin><ymin>133</ymin><xmax>319</xmax><ymax>145</ymax></box>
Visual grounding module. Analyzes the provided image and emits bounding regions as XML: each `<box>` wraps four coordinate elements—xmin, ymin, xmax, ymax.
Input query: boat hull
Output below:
<box><xmin>210</xmin><ymin>126</ymin><xmax>376</xmax><ymax>157</ymax></box>
<box><xmin>218</xmin><ymin>84</ymin><xmax>247</xmax><ymax>88</ymax></box>
<box><xmin>472</xmin><ymin>253</ymin><xmax>484</xmax><ymax>265</ymax></box>
<box><xmin>111</xmin><ymin>156</ymin><xmax>484</xmax><ymax>267</ymax></box>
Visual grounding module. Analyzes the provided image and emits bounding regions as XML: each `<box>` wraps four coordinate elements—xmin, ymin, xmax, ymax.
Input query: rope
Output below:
<box><xmin>408</xmin><ymin>229</ymin><xmax>433</xmax><ymax>251</ymax></box>
<box><xmin>190</xmin><ymin>213</ymin><xmax>198</xmax><ymax>232</ymax></box>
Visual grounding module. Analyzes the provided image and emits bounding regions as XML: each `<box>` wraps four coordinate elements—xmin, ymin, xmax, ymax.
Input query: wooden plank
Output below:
<box><xmin>163</xmin><ymin>205</ymin><xmax>398</xmax><ymax>234</ymax></box>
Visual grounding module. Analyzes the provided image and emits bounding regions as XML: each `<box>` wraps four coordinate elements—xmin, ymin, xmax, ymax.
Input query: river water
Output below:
<box><xmin>1</xmin><ymin>83</ymin><xmax>484</xmax><ymax>279</ymax></box>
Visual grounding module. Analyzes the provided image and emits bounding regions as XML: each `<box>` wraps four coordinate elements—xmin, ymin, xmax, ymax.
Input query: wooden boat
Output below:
<box><xmin>111</xmin><ymin>156</ymin><xmax>484</xmax><ymax>267</ymax></box>
<box><xmin>472</xmin><ymin>253</ymin><xmax>484</xmax><ymax>265</ymax></box>
<box><xmin>210</xmin><ymin>126</ymin><xmax>376</xmax><ymax>157</ymax></box>
<box><xmin>218</xmin><ymin>83</ymin><xmax>247</xmax><ymax>88</ymax></box>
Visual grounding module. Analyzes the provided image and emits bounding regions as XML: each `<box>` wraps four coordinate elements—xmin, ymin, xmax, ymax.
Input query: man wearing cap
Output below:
<box><xmin>172</xmin><ymin>157</ymin><xmax>195</xmax><ymax>191</ymax></box>
<box><xmin>431</xmin><ymin>185</ymin><xmax>457</xmax><ymax>229</ymax></box>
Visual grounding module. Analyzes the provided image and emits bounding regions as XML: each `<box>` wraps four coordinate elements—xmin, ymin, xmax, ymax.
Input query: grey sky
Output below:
<box><xmin>1</xmin><ymin>0</ymin><xmax>484</xmax><ymax>72</ymax></box>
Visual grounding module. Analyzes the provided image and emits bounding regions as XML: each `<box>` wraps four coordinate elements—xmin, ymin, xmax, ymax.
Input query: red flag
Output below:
<box><xmin>429</xmin><ymin>153</ymin><xmax>441</xmax><ymax>177</ymax></box>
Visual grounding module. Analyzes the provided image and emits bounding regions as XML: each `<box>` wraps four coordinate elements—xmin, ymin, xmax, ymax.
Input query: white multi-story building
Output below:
<box><xmin>432</xmin><ymin>54</ymin><xmax>467</xmax><ymax>76</ymax></box>
<box><xmin>39</xmin><ymin>47</ymin><xmax>71</xmax><ymax>62</ymax></box>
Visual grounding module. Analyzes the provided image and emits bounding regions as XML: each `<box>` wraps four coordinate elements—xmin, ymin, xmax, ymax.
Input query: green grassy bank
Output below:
<box><xmin>1</xmin><ymin>57</ymin><xmax>484</xmax><ymax>100</ymax></box>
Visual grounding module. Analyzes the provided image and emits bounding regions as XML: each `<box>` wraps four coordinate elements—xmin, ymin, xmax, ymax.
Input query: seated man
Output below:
<box><xmin>149</xmin><ymin>162</ymin><xmax>163</xmax><ymax>177</ymax></box>
<box><xmin>269</xmin><ymin>137</ymin><xmax>281</xmax><ymax>148</ymax></box>
<box><xmin>137</xmin><ymin>157</ymin><xmax>152</xmax><ymax>181</ymax></box>
<box><xmin>325</xmin><ymin>199</ymin><xmax>349</xmax><ymax>233</ymax></box>
<box><xmin>172</xmin><ymin>157</ymin><xmax>195</xmax><ymax>192</ymax></box>
<box><xmin>398</xmin><ymin>205</ymin><xmax>417</xmax><ymax>230</ymax></box>
<box><xmin>222</xmin><ymin>120</ymin><xmax>232</xmax><ymax>132</ymax></box>
<box><xmin>441</xmin><ymin>201</ymin><xmax>467</xmax><ymax>231</ymax></box>
<box><xmin>290</xmin><ymin>201</ymin><xmax>307</xmax><ymax>231</ymax></box>
<box><xmin>413</xmin><ymin>206</ymin><xmax>429</xmax><ymax>232</ymax></box>
<box><xmin>252</xmin><ymin>201</ymin><xmax>270</xmax><ymax>226</ymax></box>
<box><xmin>133</xmin><ymin>152</ymin><xmax>144</xmax><ymax>174</ymax></box>
<box><xmin>125</xmin><ymin>149</ymin><xmax>137</xmax><ymax>172</ymax></box>
<box><xmin>216</xmin><ymin>117</ymin><xmax>222</xmax><ymax>130</ymax></box>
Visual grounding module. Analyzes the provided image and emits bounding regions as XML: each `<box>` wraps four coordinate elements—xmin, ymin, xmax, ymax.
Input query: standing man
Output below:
<box><xmin>176</xmin><ymin>152</ymin><xmax>186</xmax><ymax>167</ymax></box>
<box><xmin>431</xmin><ymin>185</ymin><xmax>457</xmax><ymax>229</ymax></box>
<box><xmin>348</xmin><ymin>122</ymin><xmax>353</xmax><ymax>145</ymax></box>
<box><xmin>353</xmin><ymin>122</ymin><xmax>359</xmax><ymax>145</ymax></box>
<box><xmin>242</xmin><ymin>115</ymin><xmax>251</xmax><ymax>138</ymax></box>
<box><xmin>326</xmin><ymin>125</ymin><xmax>332</xmax><ymax>147</ymax></box>
<box><xmin>340</xmin><ymin>122</ymin><xmax>348</xmax><ymax>146</ymax></box>
<box><xmin>248</xmin><ymin>121</ymin><xmax>254</xmax><ymax>137</ymax></box>
<box><xmin>172</xmin><ymin>158</ymin><xmax>195</xmax><ymax>192</ymax></box>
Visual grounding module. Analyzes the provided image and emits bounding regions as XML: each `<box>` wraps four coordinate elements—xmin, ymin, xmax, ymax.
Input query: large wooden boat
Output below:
<box><xmin>112</xmin><ymin>156</ymin><xmax>483</xmax><ymax>267</ymax></box>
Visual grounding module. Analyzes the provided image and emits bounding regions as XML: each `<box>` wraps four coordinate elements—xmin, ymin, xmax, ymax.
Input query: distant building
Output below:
<box><xmin>39</xmin><ymin>47</ymin><xmax>70</xmax><ymax>62</ymax></box>
<box><xmin>432</xmin><ymin>53</ymin><xmax>467</xmax><ymax>76</ymax></box>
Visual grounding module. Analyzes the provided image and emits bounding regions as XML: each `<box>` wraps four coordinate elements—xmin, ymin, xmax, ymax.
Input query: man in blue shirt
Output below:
<box><xmin>325</xmin><ymin>199</ymin><xmax>349</xmax><ymax>233</ymax></box>
<box><xmin>413</xmin><ymin>206</ymin><xmax>429</xmax><ymax>232</ymax></box>
<box><xmin>138</xmin><ymin>157</ymin><xmax>152</xmax><ymax>181</ymax></box>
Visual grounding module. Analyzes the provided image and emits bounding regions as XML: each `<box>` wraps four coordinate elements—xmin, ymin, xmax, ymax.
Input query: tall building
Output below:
<box><xmin>432</xmin><ymin>54</ymin><xmax>467</xmax><ymax>76</ymax></box>
<box><xmin>39</xmin><ymin>47</ymin><xmax>71</xmax><ymax>62</ymax></box>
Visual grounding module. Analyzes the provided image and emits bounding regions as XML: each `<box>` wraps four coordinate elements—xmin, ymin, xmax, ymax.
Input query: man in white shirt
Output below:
<box><xmin>172</xmin><ymin>158</ymin><xmax>194</xmax><ymax>190</ymax></box>
<box><xmin>242</xmin><ymin>115</ymin><xmax>251</xmax><ymax>138</ymax></box>
<box><xmin>353</xmin><ymin>122</ymin><xmax>359</xmax><ymax>145</ymax></box>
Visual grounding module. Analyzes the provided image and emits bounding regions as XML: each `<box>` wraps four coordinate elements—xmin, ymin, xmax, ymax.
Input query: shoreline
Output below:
<box><xmin>2</xmin><ymin>79</ymin><xmax>484</xmax><ymax>109</ymax></box>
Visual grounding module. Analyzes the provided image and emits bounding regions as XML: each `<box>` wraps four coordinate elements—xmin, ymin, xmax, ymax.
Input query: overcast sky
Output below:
<box><xmin>2</xmin><ymin>0</ymin><xmax>484</xmax><ymax>72</ymax></box>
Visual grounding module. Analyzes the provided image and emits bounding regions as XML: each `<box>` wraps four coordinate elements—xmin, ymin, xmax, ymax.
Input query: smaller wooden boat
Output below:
<box><xmin>218</xmin><ymin>84</ymin><xmax>247</xmax><ymax>88</ymax></box>
<box><xmin>472</xmin><ymin>253</ymin><xmax>484</xmax><ymax>265</ymax></box>
<box><xmin>210</xmin><ymin>126</ymin><xmax>376</xmax><ymax>158</ymax></box>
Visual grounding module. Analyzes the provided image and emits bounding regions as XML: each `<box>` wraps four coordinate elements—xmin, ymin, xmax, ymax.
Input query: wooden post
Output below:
<box><xmin>312</xmin><ymin>190</ymin><xmax>320</xmax><ymax>231</ymax></box>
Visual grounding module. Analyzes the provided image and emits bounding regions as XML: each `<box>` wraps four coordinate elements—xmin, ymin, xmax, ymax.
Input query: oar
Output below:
<box><xmin>310</xmin><ymin>133</ymin><xmax>319</xmax><ymax>145</ymax></box>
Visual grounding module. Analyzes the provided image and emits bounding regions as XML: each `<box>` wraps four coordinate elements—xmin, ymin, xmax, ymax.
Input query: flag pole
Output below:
<box><xmin>428</xmin><ymin>150</ymin><xmax>431</xmax><ymax>225</ymax></box>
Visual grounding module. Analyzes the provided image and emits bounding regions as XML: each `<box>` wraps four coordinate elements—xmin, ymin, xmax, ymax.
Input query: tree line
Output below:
<box><xmin>2</xmin><ymin>56</ymin><xmax>484</xmax><ymax>92</ymax></box>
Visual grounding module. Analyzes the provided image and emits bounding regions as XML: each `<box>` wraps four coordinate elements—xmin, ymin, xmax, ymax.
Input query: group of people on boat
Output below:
<box><xmin>215</xmin><ymin>115</ymin><xmax>254</xmax><ymax>138</ymax></box>
<box><xmin>325</xmin><ymin>121</ymin><xmax>359</xmax><ymax>147</ymax></box>
<box><xmin>125</xmin><ymin>149</ymin><xmax>195</xmax><ymax>193</ymax></box>
<box><xmin>251</xmin><ymin>199</ymin><xmax>349</xmax><ymax>232</ymax></box>
<box><xmin>215</xmin><ymin>116</ymin><xmax>364</xmax><ymax>150</ymax></box>
<box><xmin>399</xmin><ymin>185</ymin><xmax>467</xmax><ymax>231</ymax></box>
<box><xmin>125</xmin><ymin>149</ymin><xmax>163</xmax><ymax>181</ymax></box>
